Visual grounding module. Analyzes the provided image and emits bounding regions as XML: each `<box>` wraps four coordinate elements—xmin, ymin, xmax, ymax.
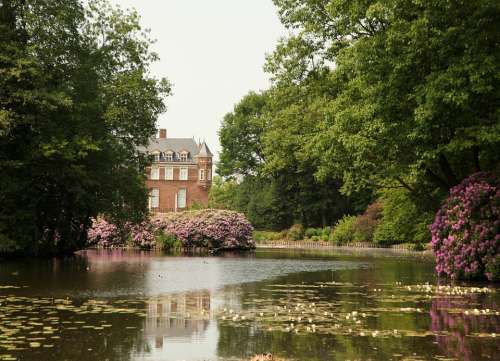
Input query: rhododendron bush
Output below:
<box><xmin>87</xmin><ymin>218</ymin><xmax>124</xmax><ymax>247</ymax></box>
<box><xmin>163</xmin><ymin>209</ymin><xmax>254</xmax><ymax>249</ymax></box>
<box><xmin>431</xmin><ymin>173</ymin><xmax>500</xmax><ymax>281</ymax></box>
<box><xmin>87</xmin><ymin>209</ymin><xmax>255</xmax><ymax>250</ymax></box>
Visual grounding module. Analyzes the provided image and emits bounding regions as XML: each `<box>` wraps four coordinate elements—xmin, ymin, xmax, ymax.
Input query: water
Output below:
<box><xmin>0</xmin><ymin>249</ymin><xmax>498</xmax><ymax>361</ymax></box>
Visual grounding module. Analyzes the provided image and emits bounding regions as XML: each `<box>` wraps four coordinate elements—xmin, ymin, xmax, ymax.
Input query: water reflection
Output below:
<box><xmin>430</xmin><ymin>296</ymin><xmax>499</xmax><ymax>361</ymax></box>
<box><xmin>134</xmin><ymin>291</ymin><xmax>218</xmax><ymax>361</ymax></box>
<box><xmin>0</xmin><ymin>249</ymin><xmax>498</xmax><ymax>361</ymax></box>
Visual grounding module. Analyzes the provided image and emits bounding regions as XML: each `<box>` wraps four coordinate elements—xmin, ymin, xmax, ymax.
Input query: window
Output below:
<box><xmin>207</xmin><ymin>169</ymin><xmax>212</xmax><ymax>181</ymax></box>
<box><xmin>177</xmin><ymin>189</ymin><xmax>186</xmax><ymax>209</ymax></box>
<box><xmin>179</xmin><ymin>167</ymin><xmax>188</xmax><ymax>180</ymax></box>
<box><xmin>150</xmin><ymin>167</ymin><xmax>159</xmax><ymax>180</ymax></box>
<box><xmin>199</xmin><ymin>169</ymin><xmax>205</xmax><ymax>181</ymax></box>
<box><xmin>165</xmin><ymin>152</ymin><xmax>173</xmax><ymax>162</ymax></box>
<box><xmin>180</xmin><ymin>152</ymin><xmax>188</xmax><ymax>162</ymax></box>
<box><xmin>165</xmin><ymin>167</ymin><xmax>173</xmax><ymax>180</ymax></box>
<box><xmin>153</xmin><ymin>153</ymin><xmax>159</xmax><ymax>162</ymax></box>
<box><xmin>149</xmin><ymin>188</ymin><xmax>159</xmax><ymax>208</ymax></box>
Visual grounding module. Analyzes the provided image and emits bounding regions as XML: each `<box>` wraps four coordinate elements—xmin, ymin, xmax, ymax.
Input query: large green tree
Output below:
<box><xmin>216</xmin><ymin>78</ymin><xmax>368</xmax><ymax>228</ymax></box>
<box><xmin>0</xmin><ymin>0</ymin><xmax>170</xmax><ymax>255</ymax></box>
<box><xmin>268</xmin><ymin>0</ymin><xmax>500</xmax><ymax>205</ymax></box>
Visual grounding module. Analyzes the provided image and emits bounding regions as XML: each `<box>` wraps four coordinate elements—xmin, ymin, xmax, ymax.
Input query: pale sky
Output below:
<box><xmin>109</xmin><ymin>0</ymin><xmax>286</xmax><ymax>160</ymax></box>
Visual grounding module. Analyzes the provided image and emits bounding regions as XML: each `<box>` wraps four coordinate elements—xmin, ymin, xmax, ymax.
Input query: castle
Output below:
<box><xmin>141</xmin><ymin>129</ymin><xmax>213</xmax><ymax>212</ymax></box>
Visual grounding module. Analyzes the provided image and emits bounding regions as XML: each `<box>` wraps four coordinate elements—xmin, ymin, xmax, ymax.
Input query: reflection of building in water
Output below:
<box><xmin>144</xmin><ymin>291</ymin><xmax>211</xmax><ymax>349</ymax></box>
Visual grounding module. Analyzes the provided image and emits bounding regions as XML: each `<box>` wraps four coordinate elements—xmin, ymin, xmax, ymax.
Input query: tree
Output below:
<box><xmin>0</xmin><ymin>0</ymin><xmax>170</xmax><ymax>255</ymax></box>
<box><xmin>217</xmin><ymin>76</ymin><xmax>369</xmax><ymax>228</ymax></box>
<box><xmin>218</xmin><ymin>91</ymin><xmax>269</xmax><ymax>177</ymax></box>
<box><xmin>268</xmin><ymin>0</ymin><xmax>500</xmax><ymax>206</ymax></box>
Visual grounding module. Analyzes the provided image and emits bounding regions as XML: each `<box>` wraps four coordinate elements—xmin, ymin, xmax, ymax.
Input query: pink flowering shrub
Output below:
<box><xmin>430</xmin><ymin>172</ymin><xmax>500</xmax><ymax>281</ymax></box>
<box><xmin>87</xmin><ymin>210</ymin><xmax>255</xmax><ymax>250</ymax></box>
<box><xmin>163</xmin><ymin>209</ymin><xmax>255</xmax><ymax>249</ymax></box>
<box><xmin>87</xmin><ymin>218</ymin><xmax>123</xmax><ymax>247</ymax></box>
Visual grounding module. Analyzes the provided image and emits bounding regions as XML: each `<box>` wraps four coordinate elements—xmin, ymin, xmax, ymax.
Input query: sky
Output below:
<box><xmin>109</xmin><ymin>0</ymin><xmax>287</xmax><ymax>160</ymax></box>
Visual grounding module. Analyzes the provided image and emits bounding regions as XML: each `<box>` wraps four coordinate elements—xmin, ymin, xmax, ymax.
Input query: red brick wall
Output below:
<box><xmin>145</xmin><ymin>166</ymin><xmax>210</xmax><ymax>210</ymax></box>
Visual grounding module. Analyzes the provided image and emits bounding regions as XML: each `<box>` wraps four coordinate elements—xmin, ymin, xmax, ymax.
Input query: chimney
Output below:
<box><xmin>158</xmin><ymin>129</ymin><xmax>167</xmax><ymax>139</ymax></box>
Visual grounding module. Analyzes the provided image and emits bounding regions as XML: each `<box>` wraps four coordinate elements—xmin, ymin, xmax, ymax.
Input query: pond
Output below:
<box><xmin>0</xmin><ymin>248</ymin><xmax>498</xmax><ymax>361</ymax></box>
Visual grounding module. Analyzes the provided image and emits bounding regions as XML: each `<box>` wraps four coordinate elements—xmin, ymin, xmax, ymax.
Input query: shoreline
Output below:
<box><xmin>255</xmin><ymin>240</ymin><xmax>432</xmax><ymax>255</ymax></box>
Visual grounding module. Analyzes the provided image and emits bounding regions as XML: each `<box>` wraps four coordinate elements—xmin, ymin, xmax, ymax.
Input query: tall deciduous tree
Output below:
<box><xmin>268</xmin><ymin>0</ymin><xmax>500</xmax><ymax>203</ymax></box>
<box><xmin>0</xmin><ymin>0</ymin><xmax>170</xmax><ymax>255</ymax></box>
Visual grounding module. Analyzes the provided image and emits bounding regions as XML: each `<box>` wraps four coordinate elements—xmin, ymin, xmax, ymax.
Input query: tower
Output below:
<box><xmin>197</xmin><ymin>141</ymin><xmax>213</xmax><ymax>190</ymax></box>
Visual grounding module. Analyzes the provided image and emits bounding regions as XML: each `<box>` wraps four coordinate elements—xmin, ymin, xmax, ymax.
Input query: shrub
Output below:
<box><xmin>129</xmin><ymin>219</ymin><xmax>163</xmax><ymax>249</ymax></box>
<box><xmin>353</xmin><ymin>201</ymin><xmax>382</xmax><ymax>242</ymax></box>
<box><xmin>330</xmin><ymin>215</ymin><xmax>357</xmax><ymax>244</ymax></box>
<box><xmin>304</xmin><ymin>228</ymin><xmax>321</xmax><ymax>238</ymax></box>
<box><xmin>87</xmin><ymin>218</ymin><xmax>123</xmax><ymax>247</ymax></box>
<box><xmin>317</xmin><ymin>227</ymin><xmax>331</xmax><ymax>241</ymax></box>
<box><xmin>374</xmin><ymin>188</ymin><xmax>432</xmax><ymax>245</ymax></box>
<box><xmin>287</xmin><ymin>224</ymin><xmax>304</xmax><ymax>241</ymax></box>
<box><xmin>156</xmin><ymin>232</ymin><xmax>181</xmax><ymax>250</ymax></box>
<box><xmin>431</xmin><ymin>172</ymin><xmax>500</xmax><ymax>281</ymax></box>
<box><xmin>87</xmin><ymin>209</ymin><xmax>255</xmax><ymax>250</ymax></box>
<box><xmin>253</xmin><ymin>230</ymin><xmax>285</xmax><ymax>242</ymax></box>
<box><xmin>163</xmin><ymin>209</ymin><xmax>255</xmax><ymax>249</ymax></box>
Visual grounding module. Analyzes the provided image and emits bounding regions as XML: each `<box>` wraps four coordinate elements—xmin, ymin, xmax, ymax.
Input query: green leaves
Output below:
<box><xmin>0</xmin><ymin>0</ymin><xmax>170</xmax><ymax>255</ymax></box>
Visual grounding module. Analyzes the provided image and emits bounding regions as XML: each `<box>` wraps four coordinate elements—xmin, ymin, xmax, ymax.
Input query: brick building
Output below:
<box><xmin>140</xmin><ymin>129</ymin><xmax>213</xmax><ymax>212</ymax></box>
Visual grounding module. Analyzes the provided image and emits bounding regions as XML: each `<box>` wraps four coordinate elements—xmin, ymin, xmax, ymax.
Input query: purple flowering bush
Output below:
<box><xmin>430</xmin><ymin>172</ymin><xmax>500</xmax><ymax>281</ymax></box>
<box><xmin>163</xmin><ymin>209</ymin><xmax>255</xmax><ymax>249</ymax></box>
<box><xmin>87</xmin><ymin>209</ymin><xmax>255</xmax><ymax>250</ymax></box>
<box><xmin>87</xmin><ymin>218</ymin><xmax>123</xmax><ymax>247</ymax></box>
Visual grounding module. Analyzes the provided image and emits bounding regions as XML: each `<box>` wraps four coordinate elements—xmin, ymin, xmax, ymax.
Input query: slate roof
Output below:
<box><xmin>198</xmin><ymin>141</ymin><xmax>213</xmax><ymax>157</ymax></box>
<box><xmin>138</xmin><ymin>137</ymin><xmax>213</xmax><ymax>164</ymax></box>
<box><xmin>139</xmin><ymin>138</ymin><xmax>200</xmax><ymax>155</ymax></box>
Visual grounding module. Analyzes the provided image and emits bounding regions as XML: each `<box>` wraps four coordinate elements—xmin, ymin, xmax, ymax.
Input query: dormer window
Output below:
<box><xmin>180</xmin><ymin>151</ymin><xmax>188</xmax><ymax>162</ymax></box>
<box><xmin>152</xmin><ymin>152</ymin><xmax>160</xmax><ymax>162</ymax></box>
<box><xmin>165</xmin><ymin>151</ymin><xmax>173</xmax><ymax>162</ymax></box>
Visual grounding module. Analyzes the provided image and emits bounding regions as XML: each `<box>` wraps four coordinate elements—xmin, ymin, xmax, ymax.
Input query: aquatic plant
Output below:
<box><xmin>430</xmin><ymin>172</ymin><xmax>500</xmax><ymax>281</ymax></box>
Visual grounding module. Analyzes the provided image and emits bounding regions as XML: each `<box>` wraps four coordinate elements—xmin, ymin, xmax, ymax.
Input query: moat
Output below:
<box><xmin>0</xmin><ymin>249</ymin><xmax>498</xmax><ymax>361</ymax></box>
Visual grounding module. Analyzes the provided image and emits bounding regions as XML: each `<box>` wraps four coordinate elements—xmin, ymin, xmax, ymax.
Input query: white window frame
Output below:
<box><xmin>180</xmin><ymin>152</ymin><xmax>188</xmax><ymax>162</ymax></box>
<box><xmin>150</xmin><ymin>166</ymin><xmax>159</xmax><ymax>180</ymax></box>
<box><xmin>179</xmin><ymin>167</ymin><xmax>188</xmax><ymax>181</ymax></box>
<box><xmin>165</xmin><ymin>166</ymin><xmax>173</xmax><ymax>180</ymax></box>
<box><xmin>177</xmin><ymin>189</ymin><xmax>187</xmax><ymax>209</ymax></box>
<box><xmin>165</xmin><ymin>152</ymin><xmax>173</xmax><ymax>162</ymax></box>
<box><xmin>199</xmin><ymin>168</ymin><xmax>205</xmax><ymax>181</ymax></box>
<box><xmin>207</xmin><ymin>169</ymin><xmax>212</xmax><ymax>181</ymax></box>
<box><xmin>149</xmin><ymin>188</ymin><xmax>159</xmax><ymax>209</ymax></box>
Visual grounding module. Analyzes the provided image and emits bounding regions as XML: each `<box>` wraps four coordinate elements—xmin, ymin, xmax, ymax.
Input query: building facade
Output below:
<box><xmin>141</xmin><ymin>129</ymin><xmax>213</xmax><ymax>212</ymax></box>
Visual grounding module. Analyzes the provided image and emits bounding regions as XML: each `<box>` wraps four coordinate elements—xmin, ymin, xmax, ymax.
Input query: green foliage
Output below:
<box><xmin>155</xmin><ymin>232</ymin><xmax>181</xmax><ymax>250</ymax></box>
<box><xmin>216</xmin><ymin>89</ymin><xmax>370</xmax><ymax>229</ymax></box>
<box><xmin>330</xmin><ymin>216</ymin><xmax>357</xmax><ymax>245</ymax></box>
<box><xmin>252</xmin><ymin>230</ymin><xmax>286</xmax><ymax>242</ymax></box>
<box><xmin>286</xmin><ymin>223</ymin><xmax>304</xmax><ymax>241</ymax></box>
<box><xmin>209</xmin><ymin>175</ymin><xmax>293</xmax><ymax>230</ymax></box>
<box><xmin>218</xmin><ymin>0</ymin><xmax>499</xmax><ymax>249</ymax></box>
<box><xmin>269</xmin><ymin>0</ymin><xmax>500</xmax><ymax>203</ymax></box>
<box><xmin>0</xmin><ymin>0</ymin><xmax>170</xmax><ymax>255</ymax></box>
<box><xmin>190</xmin><ymin>201</ymin><xmax>208</xmax><ymax>211</ymax></box>
<box><xmin>304</xmin><ymin>228</ymin><xmax>320</xmax><ymax>238</ymax></box>
<box><xmin>352</xmin><ymin>202</ymin><xmax>383</xmax><ymax>242</ymax></box>
<box><xmin>218</xmin><ymin>92</ymin><xmax>269</xmax><ymax>177</ymax></box>
<box><xmin>374</xmin><ymin>188</ymin><xmax>433</xmax><ymax>246</ymax></box>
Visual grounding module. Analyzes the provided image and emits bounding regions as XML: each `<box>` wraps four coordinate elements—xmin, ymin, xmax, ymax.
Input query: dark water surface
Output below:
<box><xmin>0</xmin><ymin>249</ymin><xmax>498</xmax><ymax>361</ymax></box>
